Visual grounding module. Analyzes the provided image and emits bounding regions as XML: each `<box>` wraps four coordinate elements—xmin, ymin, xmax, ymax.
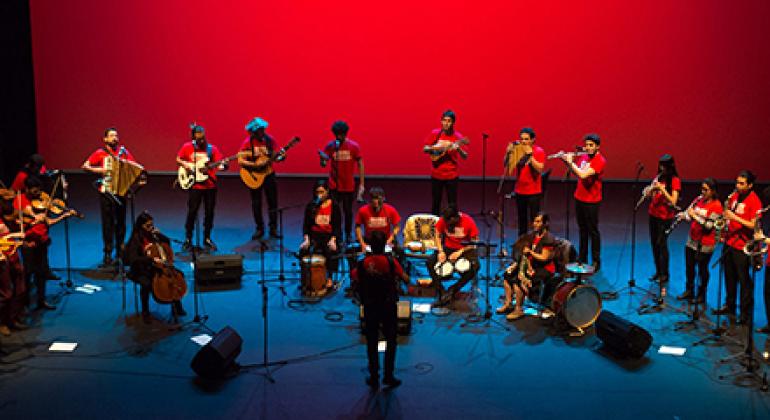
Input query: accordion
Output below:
<box><xmin>103</xmin><ymin>155</ymin><xmax>144</xmax><ymax>196</ymax></box>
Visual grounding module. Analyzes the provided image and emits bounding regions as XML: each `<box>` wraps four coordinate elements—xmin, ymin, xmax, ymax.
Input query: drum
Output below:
<box><xmin>551</xmin><ymin>281</ymin><xmax>602</xmax><ymax>329</ymax></box>
<box><xmin>301</xmin><ymin>255</ymin><xmax>328</xmax><ymax>296</ymax></box>
<box><xmin>454</xmin><ymin>258</ymin><xmax>471</xmax><ymax>273</ymax></box>
<box><xmin>433</xmin><ymin>261</ymin><xmax>454</xmax><ymax>277</ymax></box>
<box><xmin>406</xmin><ymin>241</ymin><xmax>425</xmax><ymax>253</ymax></box>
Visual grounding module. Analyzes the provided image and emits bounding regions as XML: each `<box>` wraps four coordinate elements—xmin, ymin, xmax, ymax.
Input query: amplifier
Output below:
<box><xmin>194</xmin><ymin>253</ymin><xmax>243</xmax><ymax>290</ymax></box>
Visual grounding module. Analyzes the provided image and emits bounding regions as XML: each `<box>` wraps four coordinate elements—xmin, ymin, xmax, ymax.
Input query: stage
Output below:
<box><xmin>1</xmin><ymin>174</ymin><xmax>769</xmax><ymax>419</ymax></box>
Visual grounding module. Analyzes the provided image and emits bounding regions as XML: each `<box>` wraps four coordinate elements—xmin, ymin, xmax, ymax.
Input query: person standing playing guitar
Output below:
<box><xmin>238</xmin><ymin>117</ymin><xmax>285</xmax><ymax>240</ymax></box>
<box><xmin>177</xmin><ymin>124</ymin><xmax>226</xmax><ymax>252</ymax></box>
<box><xmin>423</xmin><ymin>110</ymin><xmax>469</xmax><ymax>216</ymax></box>
<box><xmin>506</xmin><ymin>127</ymin><xmax>546</xmax><ymax>236</ymax></box>
<box><xmin>82</xmin><ymin>127</ymin><xmax>143</xmax><ymax>267</ymax></box>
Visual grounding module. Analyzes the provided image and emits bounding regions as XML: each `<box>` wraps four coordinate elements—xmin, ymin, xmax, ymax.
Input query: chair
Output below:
<box><xmin>401</xmin><ymin>213</ymin><xmax>440</xmax><ymax>280</ymax></box>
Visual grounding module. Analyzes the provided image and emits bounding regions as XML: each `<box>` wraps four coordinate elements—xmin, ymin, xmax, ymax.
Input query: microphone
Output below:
<box><xmin>334</xmin><ymin>140</ymin><xmax>341</xmax><ymax>150</ymax></box>
<box><xmin>313</xmin><ymin>196</ymin><xmax>322</xmax><ymax>207</ymax></box>
<box><xmin>482</xmin><ymin>132</ymin><xmax>489</xmax><ymax>139</ymax></box>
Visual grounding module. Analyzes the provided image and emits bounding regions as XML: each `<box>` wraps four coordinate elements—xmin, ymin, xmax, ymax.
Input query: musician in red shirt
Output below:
<box><xmin>176</xmin><ymin>124</ymin><xmax>225</xmax><ymax>252</ymax></box>
<box><xmin>423</xmin><ymin>110</ymin><xmax>469</xmax><ymax>216</ymax></box>
<box><xmin>300</xmin><ymin>180</ymin><xmax>343</xmax><ymax>281</ymax></box>
<box><xmin>355</xmin><ymin>187</ymin><xmax>401</xmax><ymax>249</ymax></box>
<box><xmin>561</xmin><ymin>133</ymin><xmax>606</xmax><ymax>272</ymax></box>
<box><xmin>713</xmin><ymin>170</ymin><xmax>762</xmax><ymax>325</ymax></box>
<box><xmin>498</xmin><ymin>212</ymin><xmax>557</xmax><ymax>321</ymax></box>
<box><xmin>238</xmin><ymin>117</ymin><xmax>285</xmax><ymax>240</ymax></box>
<box><xmin>11</xmin><ymin>154</ymin><xmax>46</xmax><ymax>192</ymax></box>
<box><xmin>319</xmin><ymin>120</ymin><xmax>365</xmax><ymax>243</ymax></box>
<box><xmin>645</xmin><ymin>154</ymin><xmax>681</xmax><ymax>285</ymax></box>
<box><xmin>82</xmin><ymin>127</ymin><xmax>142</xmax><ymax>266</ymax></box>
<box><xmin>506</xmin><ymin>127</ymin><xmax>546</xmax><ymax>236</ymax></box>
<box><xmin>0</xmin><ymin>200</ymin><xmax>27</xmax><ymax>336</ymax></box>
<box><xmin>427</xmin><ymin>206</ymin><xmax>480</xmax><ymax>306</ymax></box>
<box><xmin>753</xmin><ymin>196</ymin><xmax>770</xmax><ymax>333</ymax></box>
<box><xmin>675</xmin><ymin>178</ymin><xmax>722</xmax><ymax>303</ymax></box>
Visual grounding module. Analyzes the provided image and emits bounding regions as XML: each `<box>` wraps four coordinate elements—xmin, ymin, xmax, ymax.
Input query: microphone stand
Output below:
<box><xmin>460</xmin><ymin>240</ymin><xmax>509</xmax><ymax>331</ymax></box>
<box><xmin>693</xmin><ymin>244</ymin><xmax>739</xmax><ymax>347</ymax></box>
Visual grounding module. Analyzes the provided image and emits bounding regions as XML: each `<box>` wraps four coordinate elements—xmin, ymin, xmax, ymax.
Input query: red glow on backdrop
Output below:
<box><xmin>29</xmin><ymin>0</ymin><xmax>770</xmax><ymax>180</ymax></box>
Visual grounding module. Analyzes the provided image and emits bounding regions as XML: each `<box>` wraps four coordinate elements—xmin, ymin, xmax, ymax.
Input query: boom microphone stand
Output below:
<box><xmin>461</xmin><ymin>240</ymin><xmax>509</xmax><ymax>331</ymax></box>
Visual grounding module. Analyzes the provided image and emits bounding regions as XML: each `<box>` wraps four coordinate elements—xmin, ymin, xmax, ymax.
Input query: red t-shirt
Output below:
<box><xmin>355</xmin><ymin>203</ymin><xmax>401</xmax><ymax>237</ymax></box>
<box><xmin>177</xmin><ymin>142</ymin><xmax>224</xmax><ymax>190</ymax></box>
<box><xmin>86</xmin><ymin>146</ymin><xmax>138</xmax><ymax>193</ymax></box>
<box><xmin>514</xmin><ymin>145</ymin><xmax>546</xmax><ymax>195</ymax></box>
<box><xmin>724</xmin><ymin>191</ymin><xmax>762</xmax><ymax>250</ymax></box>
<box><xmin>311</xmin><ymin>201</ymin><xmax>334</xmax><ymax>234</ymax></box>
<box><xmin>688</xmin><ymin>197</ymin><xmax>723</xmax><ymax>247</ymax></box>
<box><xmin>12</xmin><ymin>194</ymin><xmax>49</xmax><ymax>243</ymax></box>
<box><xmin>239</xmin><ymin>136</ymin><xmax>275</xmax><ymax>172</ymax></box>
<box><xmin>323</xmin><ymin>139</ymin><xmax>361</xmax><ymax>192</ymax></box>
<box><xmin>435</xmin><ymin>212</ymin><xmax>479</xmax><ymax>250</ymax></box>
<box><xmin>573</xmin><ymin>152</ymin><xmax>606</xmax><ymax>203</ymax></box>
<box><xmin>529</xmin><ymin>234</ymin><xmax>556</xmax><ymax>274</ymax></box>
<box><xmin>425</xmin><ymin>129</ymin><xmax>465</xmax><ymax>180</ymax></box>
<box><xmin>648</xmin><ymin>177</ymin><xmax>681</xmax><ymax>220</ymax></box>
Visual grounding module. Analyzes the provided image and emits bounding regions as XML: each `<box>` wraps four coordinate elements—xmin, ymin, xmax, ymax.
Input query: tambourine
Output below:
<box><xmin>454</xmin><ymin>258</ymin><xmax>470</xmax><ymax>273</ymax></box>
<box><xmin>434</xmin><ymin>261</ymin><xmax>454</xmax><ymax>277</ymax></box>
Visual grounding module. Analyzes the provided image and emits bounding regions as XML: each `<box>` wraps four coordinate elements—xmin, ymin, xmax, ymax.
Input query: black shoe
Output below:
<box><xmin>269</xmin><ymin>228</ymin><xmax>282</xmax><ymax>239</ymax></box>
<box><xmin>182</xmin><ymin>239</ymin><xmax>192</xmax><ymax>252</ymax></box>
<box><xmin>251</xmin><ymin>228</ymin><xmax>264</xmax><ymax>240</ymax></box>
<box><xmin>36</xmin><ymin>301</ymin><xmax>56</xmax><ymax>311</ymax></box>
<box><xmin>11</xmin><ymin>321</ymin><xmax>29</xmax><ymax>330</ymax></box>
<box><xmin>676</xmin><ymin>291</ymin><xmax>693</xmax><ymax>301</ymax></box>
<box><xmin>383</xmin><ymin>376</ymin><xmax>402</xmax><ymax>388</ymax></box>
<box><xmin>204</xmin><ymin>238</ymin><xmax>217</xmax><ymax>251</ymax></box>
<box><xmin>101</xmin><ymin>254</ymin><xmax>114</xmax><ymax>267</ymax></box>
<box><xmin>711</xmin><ymin>306</ymin><xmax>734</xmax><ymax>316</ymax></box>
<box><xmin>756</xmin><ymin>325</ymin><xmax>770</xmax><ymax>334</ymax></box>
<box><xmin>45</xmin><ymin>271</ymin><xmax>61</xmax><ymax>280</ymax></box>
<box><xmin>366</xmin><ymin>376</ymin><xmax>380</xmax><ymax>390</ymax></box>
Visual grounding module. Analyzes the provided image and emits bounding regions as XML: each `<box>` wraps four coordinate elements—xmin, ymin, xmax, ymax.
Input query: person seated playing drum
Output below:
<box><xmin>498</xmin><ymin>212</ymin><xmax>556</xmax><ymax>321</ymax></box>
<box><xmin>124</xmin><ymin>211</ymin><xmax>186</xmax><ymax>324</ymax></box>
<box><xmin>299</xmin><ymin>180</ymin><xmax>342</xmax><ymax>291</ymax></box>
<box><xmin>426</xmin><ymin>206</ymin><xmax>480</xmax><ymax>306</ymax></box>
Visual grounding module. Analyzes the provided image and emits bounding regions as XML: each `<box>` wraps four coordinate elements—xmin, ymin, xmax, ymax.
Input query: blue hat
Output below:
<box><xmin>245</xmin><ymin>117</ymin><xmax>269</xmax><ymax>132</ymax></box>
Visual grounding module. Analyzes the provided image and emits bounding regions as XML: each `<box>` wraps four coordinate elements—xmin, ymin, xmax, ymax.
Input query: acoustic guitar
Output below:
<box><xmin>240</xmin><ymin>136</ymin><xmax>301</xmax><ymax>189</ymax></box>
<box><xmin>177</xmin><ymin>153</ymin><xmax>239</xmax><ymax>190</ymax></box>
<box><xmin>430</xmin><ymin>137</ymin><xmax>470</xmax><ymax>162</ymax></box>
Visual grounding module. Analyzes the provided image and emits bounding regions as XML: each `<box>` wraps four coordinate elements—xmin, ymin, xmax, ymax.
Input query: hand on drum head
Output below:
<box><xmin>299</xmin><ymin>238</ymin><xmax>309</xmax><ymax>250</ymax></box>
<box><xmin>327</xmin><ymin>238</ymin><xmax>337</xmax><ymax>252</ymax></box>
<box><xmin>449</xmin><ymin>250</ymin><xmax>463</xmax><ymax>262</ymax></box>
<box><xmin>437</xmin><ymin>251</ymin><xmax>446</xmax><ymax>263</ymax></box>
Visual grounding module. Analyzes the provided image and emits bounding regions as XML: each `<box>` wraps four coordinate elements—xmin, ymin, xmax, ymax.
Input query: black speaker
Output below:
<box><xmin>595</xmin><ymin>310</ymin><xmax>652</xmax><ymax>359</ymax></box>
<box><xmin>191</xmin><ymin>326</ymin><xmax>243</xmax><ymax>379</ymax></box>
<box><xmin>194</xmin><ymin>254</ymin><xmax>243</xmax><ymax>290</ymax></box>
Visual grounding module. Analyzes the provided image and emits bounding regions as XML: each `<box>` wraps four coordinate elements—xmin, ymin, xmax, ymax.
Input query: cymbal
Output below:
<box><xmin>565</xmin><ymin>262</ymin><xmax>595</xmax><ymax>275</ymax></box>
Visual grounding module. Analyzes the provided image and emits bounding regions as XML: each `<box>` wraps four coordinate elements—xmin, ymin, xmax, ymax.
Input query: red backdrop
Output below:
<box><xmin>30</xmin><ymin>0</ymin><xmax>770</xmax><ymax>180</ymax></box>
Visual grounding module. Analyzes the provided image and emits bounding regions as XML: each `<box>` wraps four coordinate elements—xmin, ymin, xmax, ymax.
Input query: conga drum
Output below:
<box><xmin>301</xmin><ymin>255</ymin><xmax>328</xmax><ymax>296</ymax></box>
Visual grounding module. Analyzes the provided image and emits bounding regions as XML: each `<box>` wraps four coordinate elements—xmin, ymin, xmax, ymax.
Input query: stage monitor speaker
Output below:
<box><xmin>194</xmin><ymin>253</ymin><xmax>243</xmax><ymax>290</ymax></box>
<box><xmin>359</xmin><ymin>300</ymin><xmax>412</xmax><ymax>336</ymax></box>
<box><xmin>595</xmin><ymin>310</ymin><xmax>652</xmax><ymax>359</ymax></box>
<box><xmin>190</xmin><ymin>326</ymin><xmax>243</xmax><ymax>379</ymax></box>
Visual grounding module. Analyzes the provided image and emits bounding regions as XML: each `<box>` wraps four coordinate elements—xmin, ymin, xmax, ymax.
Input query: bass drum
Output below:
<box><xmin>551</xmin><ymin>281</ymin><xmax>602</xmax><ymax>329</ymax></box>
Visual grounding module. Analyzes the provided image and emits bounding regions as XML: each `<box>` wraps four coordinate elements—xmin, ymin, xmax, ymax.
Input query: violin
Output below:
<box><xmin>146</xmin><ymin>231</ymin><xmax>188</xmax><ymax>303</ymax></box>
<box><xmin>30</xmin><ymin>192</ymin><xmax>84</xmax><ymax>220</ymax></box>
<box><xmin>0</xmin><ymin>232</ymin><xmax>24</xmax><ymax>257</ymax></box>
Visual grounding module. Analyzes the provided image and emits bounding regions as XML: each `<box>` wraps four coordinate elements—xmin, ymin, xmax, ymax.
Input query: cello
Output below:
<box><xmin>146</xmin><ymin>231</ymin><xmax>188</xmax><ymax>303</ymax></box>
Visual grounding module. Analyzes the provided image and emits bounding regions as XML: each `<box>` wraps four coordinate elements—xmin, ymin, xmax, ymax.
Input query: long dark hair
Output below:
<box><xmin>657</xmin><ymin>154</ymin><xmax>678</xmax><ymax>192</ymax></box>
<box><xmin>128</xmin><ymin>211</ymin><xmax>154</xmax><ymax>243</ymax></box>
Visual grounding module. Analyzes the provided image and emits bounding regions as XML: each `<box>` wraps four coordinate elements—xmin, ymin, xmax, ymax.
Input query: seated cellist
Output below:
<box><xmin>124</xmin><ymin>211</ymin><xmax>186</xmax><ymax>324</ymax></box>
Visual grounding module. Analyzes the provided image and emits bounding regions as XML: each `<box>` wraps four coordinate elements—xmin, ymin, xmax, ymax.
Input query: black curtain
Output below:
<box><xmin>0</xmin><ymin>0</ymin><xmax>36</xmax><ymax>186</ymax></box>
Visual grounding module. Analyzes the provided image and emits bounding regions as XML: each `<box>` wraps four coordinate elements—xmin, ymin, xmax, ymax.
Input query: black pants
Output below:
<box><xmin>131</xmin><ymin>274</ymin><xmax>152</xmax><ymax>314</ymax></box>
<box><xmin>723</xmin><ymin>246</ymin><xmax>753</xmax><ymax>322</ymax></box>
<box><xmin>21</xmin><ymin>243</ymin><xmax>50</xmax><ymax>305</ymax></box>
<box><xmin>431</xmin><ymin>177</ymin><xmax>458</xmax><ymax>216</ymax></box>
<box><xmin>764</xmin><ymin>268</ymin><xmax>770</xmax><ymax>327</ymax></box>
<box><xmin>363</xmin><ymin>301</ymin><xmax>397</xmax><ymax>378</ymax></box>
<box><xmin>332</xmin><ymin>190</ymin><xmax>354</xmax><ymax>241</ymax></box>
<box><xmin>575</xmin><ymin>200</ymin><xmax>601</xmax><ymax>265</ymax></box>
<box><xmin>649</xmin><ymin>216</ymin><xmax>672</xmax><ymax>278</ymax></box>
<box><xmin>99</xmin><ymin>193</ymin><xmax>127</xmax><ymax>257</ymax></box>
<box><xmin>250</xmin><ymin>173</ymin><xmax>278</xmax><ymax>231</ymax></box>
<box><xmin>516</xmin><ymin>193</ymin><xmax>541</xmax><ymax>237</ymax></box>
<box><xmin>0</xmin><ymin>258</ymin><xmax>25</xmax><ymax>326</ymax></box>
<box><xmin>185</xmin><ymin>188</ymin><xmax>217</xmax><ymax>240</ymax></box>
<box><xmin>426</xmin><ymin>248</ymin><xmax>479</xmax><ymax>296</ymax></box>
<box><xmin>684</xmin><ymin>246</ymin><xmax>713</xmax><ymax>302</ymax></box>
